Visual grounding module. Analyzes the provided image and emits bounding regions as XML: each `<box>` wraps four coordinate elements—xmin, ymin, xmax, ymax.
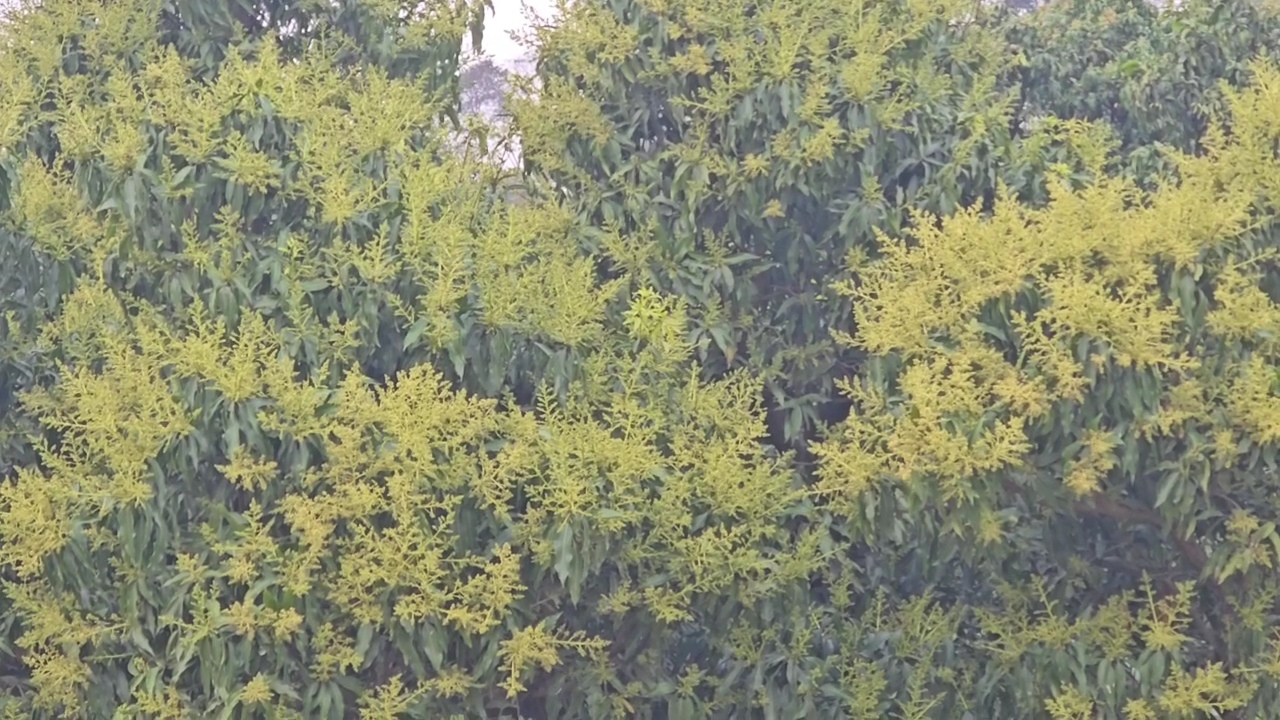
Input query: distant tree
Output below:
<box><xmin>461</xmin><ymin>56</ymin><xmax>511</xmax><ymax>121</ymax></box>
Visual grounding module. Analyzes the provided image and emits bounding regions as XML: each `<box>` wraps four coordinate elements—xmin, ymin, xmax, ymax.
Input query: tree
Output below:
<box><xmin>0</xmin><ymin>0</ymin><xmax>489</xmax><ymax>500</ymax></box>
<box><xmin>8</xmin><ymin>0</ymin><xmax>1280</xmax><ymax>717</ymax></box>
<box><xmin>817</xmin><ymin>63</ymin><xmax>1280</xmax><ymax>719</ymax></box>
<box><xmin>0</xmin><ymin>0</ymin><xmax>820</xmax><ymax>716</ymax></box>
<box><xmin>1006</xmin><ymin>0</ymin><xmax>1280</xmax><ymax>190</ymax></box>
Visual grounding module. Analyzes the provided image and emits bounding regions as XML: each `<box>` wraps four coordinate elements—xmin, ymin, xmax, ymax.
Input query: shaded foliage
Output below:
<box><xmin>1007</xmin><ymin>0</ymin><xmax>1280</xmax><ymax>188</ymax></box>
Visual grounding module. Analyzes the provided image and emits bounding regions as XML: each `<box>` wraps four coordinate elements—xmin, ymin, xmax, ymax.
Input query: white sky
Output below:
<box><xmin>480</xmin><ymin>0</ymin><xmax>557</xmax><ymax>70</ymax></box>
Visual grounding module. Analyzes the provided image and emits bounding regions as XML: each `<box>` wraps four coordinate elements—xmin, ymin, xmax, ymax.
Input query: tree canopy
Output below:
<box><xmin>4</xmin><ymin>0</ymin><xmax>1280</xmax><ymax>718</ymax></box>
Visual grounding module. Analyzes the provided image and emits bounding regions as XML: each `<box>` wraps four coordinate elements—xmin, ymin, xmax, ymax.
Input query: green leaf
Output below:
<box><xmin>403</xmin><ymin>317</ymin><xmax>428</xmax><ymax>350</ymax></box>
<box><xmin>553</xmin><ymin>522</ymin><xmax>574</xmax><ymax>585</ymax></box>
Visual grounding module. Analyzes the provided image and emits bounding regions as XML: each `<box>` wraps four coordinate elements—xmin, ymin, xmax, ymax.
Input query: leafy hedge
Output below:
<box><xmin>5</xmin><ymin>0</ymin><xmax>1280</xmax><ymax>718</ymax></box>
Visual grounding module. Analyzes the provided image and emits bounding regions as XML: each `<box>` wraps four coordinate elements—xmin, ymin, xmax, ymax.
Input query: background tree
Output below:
<box><xmin>1006</xmin><ymin>0</ymin><xmax>1280</xmax><ymax>192</ymax></box>
<box><xmin>461</xmin><ymin>56</ymin><xmax>510</xmax><ymax>121</ymax></box>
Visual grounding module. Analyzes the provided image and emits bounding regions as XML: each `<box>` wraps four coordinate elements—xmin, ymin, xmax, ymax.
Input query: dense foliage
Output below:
<box><xmin>5</xmin><ymin>0</ymin><xmax>1280</xmax><ymax>718</ymax></box>
<box><xmin>511</xmin><ymin>0</ymin><xmax>1021</xmax><ymax>445</ymax></box>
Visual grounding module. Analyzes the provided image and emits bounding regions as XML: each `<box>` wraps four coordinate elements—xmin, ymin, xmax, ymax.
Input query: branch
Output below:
<box><xmin>1080</xmin><ymin>491</ymin><xmax>1208</xmax><ymax>576</ymax></box>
